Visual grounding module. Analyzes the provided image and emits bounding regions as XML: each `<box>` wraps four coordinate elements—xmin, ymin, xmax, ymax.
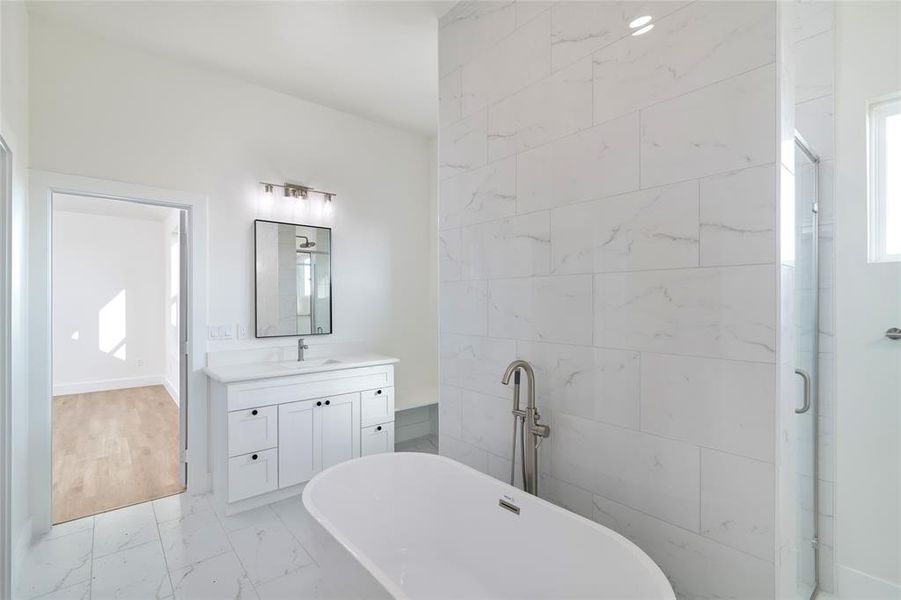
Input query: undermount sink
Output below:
<box><xmin>278</xmin><ymin>358</ymin><xmax>344</xmax><ymax>369</ymax></box>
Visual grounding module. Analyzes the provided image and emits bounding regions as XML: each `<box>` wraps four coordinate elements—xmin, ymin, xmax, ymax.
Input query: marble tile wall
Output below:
<box><xmin>438</xmin><ymin>2</ymin><xmax>780</xmax><ymax>599</ymax></box>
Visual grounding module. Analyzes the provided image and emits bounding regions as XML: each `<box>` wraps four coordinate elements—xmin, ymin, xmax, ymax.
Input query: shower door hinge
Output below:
<box><xmin>813</xmin><ymin>201</ymin><xmax>819</xmax><ymax>214</ymax></box>
<box><xmin>811</xmin><ymin>536</ymin><xmax>820</xmax><ymax>548</ymax></box>
<box><xmin>181</xmin><ymin>340</ymin><xmax>191</xmax><ymax>356</ymax></box>
<box><xmin>180</xmin><ymin>448</ymin><xmax>189</xmax><ymax>464</ymax></box>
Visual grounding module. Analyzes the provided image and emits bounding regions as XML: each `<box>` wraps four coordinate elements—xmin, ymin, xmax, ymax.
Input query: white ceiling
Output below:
<box><xmin>27</xmin><ymin>1</ymin><xmax>455</xmax><ymax>135</ymax></box>
<box><xmin>53</xmin><ymin>193</ymin><xmax>178</xmax><ymax>222</ymax></box>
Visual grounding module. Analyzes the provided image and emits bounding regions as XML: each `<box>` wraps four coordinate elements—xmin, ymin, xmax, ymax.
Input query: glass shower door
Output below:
<box><xmin>794</xmin><ymin>135</ymin><xmax>819</xmax><ymax>599</ymax></box>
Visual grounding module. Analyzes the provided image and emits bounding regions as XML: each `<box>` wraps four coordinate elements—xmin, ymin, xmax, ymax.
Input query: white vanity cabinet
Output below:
<box><xmin>207</xmin><ymin>357</ymin><xmax>397</xmax><ymax>515</ymax></box>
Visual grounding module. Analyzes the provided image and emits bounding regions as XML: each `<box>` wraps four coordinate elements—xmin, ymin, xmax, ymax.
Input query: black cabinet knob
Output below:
<box><xmin>316</xmin><ymin>401</ymin><xmax>322</xmax><ymax>406</ymax></box>
<box><xmin>251</xmin><ymin>454</ymin><xmax>258</xmax><ymax>460</ymax></box>
<box><xmin>325</xmin><ymin>400</ymin><xmax>331</xmax><ymax>406</ymax></box>
<box><xmin>376</xmin><ymin>426</ymin><xmax>382</xmax><ymax>432</ymax></box>
<box><xmin>251</xmin><ymin>409</ymin><xmax>258</xmax><ymax>416</ymax></box>
<box><xmin>376</xmin><ymin>389</ymin><xmax>383</xmax><ymax>395</ymax></box>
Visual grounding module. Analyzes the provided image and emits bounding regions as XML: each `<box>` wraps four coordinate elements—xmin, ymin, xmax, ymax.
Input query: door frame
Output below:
<box><xmin>29</xmin><ymin>170</ymin><xmax>209</xmax><ymax>536</ymax></box>
<box><xmin>0</xmin><ymin>136</ymin><xmax>12</xmax><ymax>600</ymax></box>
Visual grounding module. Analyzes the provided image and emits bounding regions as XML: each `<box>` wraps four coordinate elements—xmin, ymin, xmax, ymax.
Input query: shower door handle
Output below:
<box><xmin>795</xmin><ymin>368</ymin><xmax>812</xmax><ymax>414</ymax></box>
<box><xmin>886</xmin><ymin>327</ymin><xmax>901</xmax><ymax>340</ymax></box>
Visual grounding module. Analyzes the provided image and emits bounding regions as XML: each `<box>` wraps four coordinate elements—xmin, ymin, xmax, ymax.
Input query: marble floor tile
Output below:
<box><xmin>158</xmin><ymin>509</ymin><xmax>232</xmax><ymax>571</ymax></box>
<box><xmin>91</xmin><ymin>540</ymin><xmax>172</xmax><ymax>600</ymax></box>
<box><xmin>254</xmin><ymin>564</ymin><xmax>341</xmax><ymax>600</ymax></box>
<box><xmin>270</xmin><ymin>498</ymin><xmax>337</xmax><ymax>565</ymax></box>
<box><xmin>18</xmin><ymin>529</ymin><xmax>93</xmax><ymax>599</ymax></box>
<box><xmin>169</xmin><ymin>551</ymin><xmax>258</xmax><ymax>600</ymax></box>
<box><xmin>228</xmin><ymin>521</ymin><xmax>314</xmax><ymax>586</ymax></box>
<box><xmin>93</xmin><ymin>501</ymin><xmax>160</xmax><ymax>557</ymax></box>
<box><xmin>29</xmin><ymin>579</ymin><xmax>91</xmax><ymax>600</ymax></box>
<box><xmin>152</xmin><ymin>493</ymin><xmax>214</xmax><ymax>525</ymax></box>
<box><xmin>215</xmin><ymin>504</ymin><xmax>280</xmax><ymax>533</ymax></box>
<box><xmin>40</xmin><ymin>516</ymin><xmax>94</xmax><ymax>542</ymax></box>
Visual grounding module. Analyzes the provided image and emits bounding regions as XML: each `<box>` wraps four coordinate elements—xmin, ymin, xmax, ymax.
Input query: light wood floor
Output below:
<box><xmin>52</xmin><ymin>385</ymin><xmax>184</xmax><ymax>524</ymax></box>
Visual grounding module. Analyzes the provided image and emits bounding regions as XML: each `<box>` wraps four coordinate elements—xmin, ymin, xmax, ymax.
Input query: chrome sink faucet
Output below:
<box><xmin>297</xmin><ymin>338</ymin><xmax>309</xmax><ymax>362</ymax></box>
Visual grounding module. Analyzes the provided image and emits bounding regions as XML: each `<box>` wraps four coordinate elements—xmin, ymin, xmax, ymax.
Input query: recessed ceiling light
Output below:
<box><xmin>631</xmin><ymin>23</ymin><xmax>654</xmax><ymax>37</ymax></box>
<box><xmin>629</xmin><ymin>15</ymin><xmax>652</xmax><ymax>29</ymax></box>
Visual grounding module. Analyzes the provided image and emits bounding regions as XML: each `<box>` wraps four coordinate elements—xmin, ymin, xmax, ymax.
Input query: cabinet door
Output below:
<box><xmin>278</xmin><ymin>399</ymin><xmax>321</xmax><ymax>488</ymax></box>
<box><xmin>320</xmin><ymin>393</ymin><xmax>361</xmax><ymax>470</ymax></box>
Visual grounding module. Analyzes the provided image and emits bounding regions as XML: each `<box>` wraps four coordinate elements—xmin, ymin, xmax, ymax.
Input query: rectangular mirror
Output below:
<box><xmin>254</xmin><ymin>219</ymin><xmax>332</xmax><ymax>337</ymax></box>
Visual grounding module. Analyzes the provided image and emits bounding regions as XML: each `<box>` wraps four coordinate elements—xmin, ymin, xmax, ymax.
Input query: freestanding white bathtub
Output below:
<box><xmin>302</xmin><ymin>452</ymin><xmax>675</xmax><ymax>599</ymax></box>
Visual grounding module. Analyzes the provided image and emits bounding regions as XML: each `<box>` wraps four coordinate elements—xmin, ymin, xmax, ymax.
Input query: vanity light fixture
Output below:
<box><xmin>258</xmin><ymin>181</ymin><xmax>336</xmax><ymax>204</ymax></box>
<box><xmin>631</xmin><ymin>23</ymin><xmax>654</xmax><ymax>36</ymax></box>
<box><xmin>628</xmin><ymin>15</ymin><xmax>652</xmax><ymax>29</ymax></box>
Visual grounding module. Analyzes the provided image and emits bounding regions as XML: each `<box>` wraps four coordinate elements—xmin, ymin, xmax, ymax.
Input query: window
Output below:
<box><xmin>868</xmin><ymin>93</ymin><xmax>901</xmax><ymax>262</ymax></box>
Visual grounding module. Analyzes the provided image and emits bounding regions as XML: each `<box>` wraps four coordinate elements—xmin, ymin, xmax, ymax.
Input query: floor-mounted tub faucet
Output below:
<box><xmin>501</xmin><ymin>360</ymin><xmax>550</xmax><ymax>496</ymax></box>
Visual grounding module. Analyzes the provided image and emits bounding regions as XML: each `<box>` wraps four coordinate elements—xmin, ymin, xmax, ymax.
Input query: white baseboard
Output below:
<box><xmin>837</xmin><ymin>564</ymin><xmax>901</xmax><ymax>599</ymax></box>
<box><xmin>52</xmin><ymin>375</ymin><xmax>166</xmax><ymax>396</ymax></box>
<box><xmin>163</xmin><ymin>378</ymin><xmax>179</xmax><ymax>406</ymax></box>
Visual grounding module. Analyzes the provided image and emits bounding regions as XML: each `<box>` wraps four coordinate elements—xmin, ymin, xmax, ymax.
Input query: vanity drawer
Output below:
<box><xmin>361</xmin><ymin>422</ymin><xmax>394</xmax><ymax>456</ymax></box>
<box><xmin>361</xmin><ymin>387</ymin><xmax>394</xmax><ymax>427</ymax></box>
<box><xmin>228</xmin><ymin>448</ymin><xmax>278</xmax><ymax>502</ymax></box>
<box><xmin>228</xmin><ymin>405</ymin><xmax>278</xmax><ymax>457</ymax></box>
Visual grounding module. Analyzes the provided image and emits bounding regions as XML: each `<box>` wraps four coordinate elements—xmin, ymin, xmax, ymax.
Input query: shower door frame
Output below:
<box><xmin>795</xmin><ymin>132</ymin><xmax>821</xmax><ymax>600</ymax></box>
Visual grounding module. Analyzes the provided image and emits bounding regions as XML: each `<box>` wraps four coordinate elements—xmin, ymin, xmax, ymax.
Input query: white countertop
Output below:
<box><xmin>204</xmin><ymin>353</ymin><xmax>399</xmax><ymax>383</ymax></box>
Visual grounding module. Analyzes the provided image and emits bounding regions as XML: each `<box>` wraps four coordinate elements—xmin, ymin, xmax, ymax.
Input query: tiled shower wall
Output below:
<box><xmin>438</xmin><ymin>2</ymin><xmax>781</xmax><ymax>598</ymax></box>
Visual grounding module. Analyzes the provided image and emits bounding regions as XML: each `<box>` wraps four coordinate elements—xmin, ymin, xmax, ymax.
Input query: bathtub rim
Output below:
<box><xmin>302</xmin><ymin>451</ymin><xmax>675</xmax><ymax>600</ymax></box>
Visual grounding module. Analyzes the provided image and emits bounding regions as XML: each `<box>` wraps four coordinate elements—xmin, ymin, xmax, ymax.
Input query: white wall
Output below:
<box><xmin>834</xmin><ymin>2</ymin><xmax>901</xmax><ymax>595</ymax></box>
<box><xmin>28</xmin><ymin>14</ymin><xmax>438</xmax><ymax>411</ymax></box>
<box><xmin>51</xmin><ymin>209</ymin><xmax>168</xmax><ymax>395</ymax></box>
<box><xmin>0</xmin><ymin>0</ymin><xmax>30</xmax><ymax>585</ymax></box>
<box><xmin>438</xmin><ymin>2</ymin><xmax>780</xmax><ymax>598</ymax></box>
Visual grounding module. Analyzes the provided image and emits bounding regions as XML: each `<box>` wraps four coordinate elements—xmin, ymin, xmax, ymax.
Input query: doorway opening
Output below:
<box><xmin>50</xmin><ymin>193</ymin><xmax>189</xmax><ymax>523</ymax></box>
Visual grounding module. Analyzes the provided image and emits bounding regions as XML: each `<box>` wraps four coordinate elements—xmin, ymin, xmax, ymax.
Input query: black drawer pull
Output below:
<box><xmin>251</xmin><ymin>454</ymin><xmax>258</xmax><ymax>460</ymax></box>
<box><xmin>251</xmin><ymin>409</ymin><xmax>258</xmax><ymax>416</ymax></box>
<box><xmin>376</xmin><ymin>389</ymin><xmax>383</xmax><ymax>395</ymax></box>
<box><xmin>325</xmin><ymin>400</ymin><xmax>331</xmax><ymax>406</ymax></box>
<box><xmin>316</xmin><ymin>401</ymin><xmax>322</xmax><ymax>406</ymax></box>
<box><xmin>376</xmin><ymin>426</ymin><xmax>382</xmax><ymax>432</ymax></box>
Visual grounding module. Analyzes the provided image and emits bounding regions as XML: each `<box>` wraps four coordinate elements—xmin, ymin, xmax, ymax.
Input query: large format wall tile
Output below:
<box><xmin>795</xmin><ymin>94</ymin><xmax>834</xmax><ymax>160</ymax></box>
<box><xmin>517</xmin><ymin>341</ymin><xmax>640</xmax><ymax>429</ymax></box>
<box><xmin>640</xmin><ymin>353</ymin><xmax>776</xmax><ymax>461</ymax></box>
<box><xmin>592</xmin><ymin>1</ymin><xmax>776</xmax><ymax>125</ymax></box>
<box><xmin>439</xmin><ymin>435</ymin><xmax>489</xmax><ymax>473</ymax></box>
<box><xmin>488</xmin><ymin>275</ymin><xmax>593</xmax><ymax>344</ymax></box>
<box><xmin>794</xmin><ymin>30</ymin><xmax>833</xmax><ymax>103</ymax></box>
<box><xmin>439</xmin><ymin>157</ymin><xmax>515</xmax><ymax>229</ymax></box>
<box><xmin>592</xmin><ymin>495</ymin><xmax>775</xmax><ymax>599</ymax></box>
<box><xmin>700</xmin><ymin>163</ymin><xmax>777</xmax><ymax>266</ymax></box>
<box><xmin>551</xmin><ymin>180</ymin><xmax>699</xmax><ymax>274</ymax></box>
<box><xmin>461</xmin><ymin>211</ymin><xmax>551</xmax><ymax>279</ymax></box>
<box><xmin>439</xmin><ymin>1</ymin><xmax>516</xmax><ymax>76</ymax></box>
<box><xmin>439</xmin><ymin>70</ymin><xmax>462</xmax><ymax>125</ymax></box>
<box><xmin>439</xmin><ymin>109</ymin><xmax>488</xmax><ymax>180</ymax></box>
<box><xmin>515</xmin><ymin>1</ymin><xmax>552</xmax><ymax>27</ymax></box>
<box><xmin>439</xmin><ymin>229</ymin><xmax>462</xmax><ymax>281</ymax></box>
<box><xmin>700</xmin><ymin>448</ymin><xmax>775</xmax><ymax>561</ymax></box>
<box><xmin>551</xmin><ymin>1</ymin><xmax>690</xmax><ymax>72</ymax></box>
<box><xmin>552</xmin><ymin>412</ymin><xmax>700</xmax><ymax>530</ymax></box>
<box><xmin>488</xmin><ymin>57</ymin><xmax>592</xmax><ymax>160</ymax></box>
<box><xmin>461</xmin><ymin>12</ymin><xmax>552</xmax><ymax>116</ymax></box>
<box><xmin>460</xmin><ymin>388</ymin><xmax>516</xmax><ymax>459</ymax></box>
<box><xmin>640</xmin><ymin>64</ymin><xmax>776</xmax><ymax>187</ymax></box>
<box><xmin>440</xmin><ymin>280</ymin><xmax>488</xmax><ymax>335</ymax></box>
<box><xmin>517</xmin><ymin>112</ymin><xmax>639</xmax><ymax>213</ymax></box>
<box><xmin>594</xmin><ymin>264</ymin><xmax>777</xmax><ymax>362</ymax></box>
<box><xmin>440</xmin><ymin>333</ymin><xmax>516</xmax><ymax>398</ymax></box>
